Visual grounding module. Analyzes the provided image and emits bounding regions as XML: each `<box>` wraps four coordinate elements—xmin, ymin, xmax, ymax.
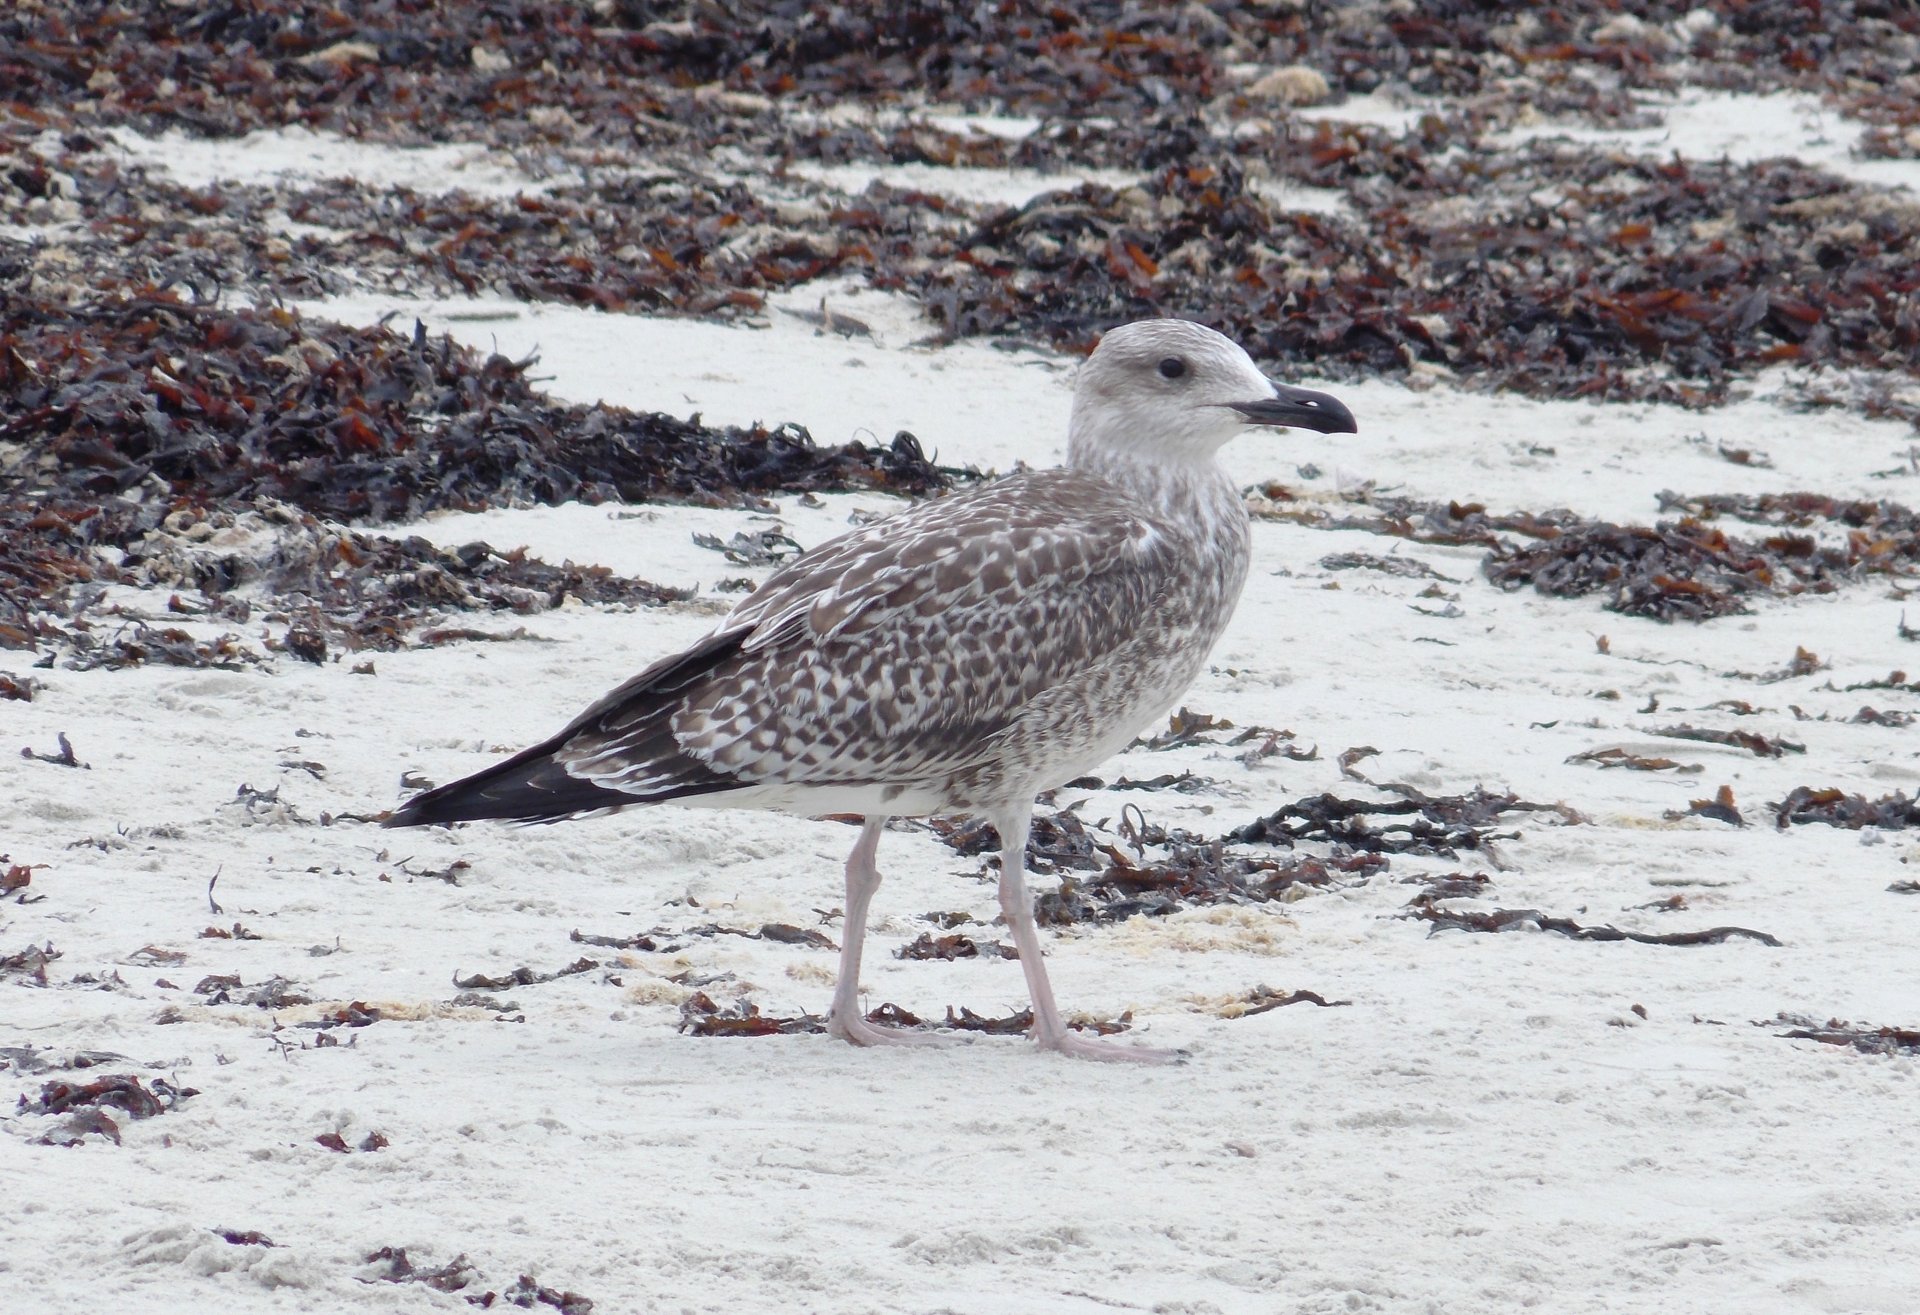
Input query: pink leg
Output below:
<box><xmin>826</xmin><ymin>817</ymin><xmax>954</xmax><ymax>1049</ymax></box>
<box><xmin>993</xmin><ymin>807</ymin><xmax>1184</xmax><ymax>1064</ymax></box>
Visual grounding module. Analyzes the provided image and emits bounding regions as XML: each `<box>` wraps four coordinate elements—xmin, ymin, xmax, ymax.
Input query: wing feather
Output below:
<box><xmin>558</xmin><ymin>469</ymin><xmax>1183</xmax><ymax>794</ymax></box>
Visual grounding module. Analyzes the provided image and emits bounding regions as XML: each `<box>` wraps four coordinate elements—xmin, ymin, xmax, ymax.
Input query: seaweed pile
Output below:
<box><xmin>1</xmin><ymin>292</ymin><xmax>952</xmax><ymax>665</ymax></box>
<box><xmin>2</xmin><ymin>294</ymin><xmax>947</xmax><ymax>521</ymax></box>
<box><xmin>1768</xmin><ymin>1013</ymin><xmax>1920</xmax><ymax>1057</ymax></box>
<box><xmin>20</xmin><ymin>1072</ymin><xmax>197</xmax><ymax>1147</ymax></box>
<box><xmin>914</xmin><ymin>145</ymin><xmax>1920</xmax><ymax>411</ymax></box>
<box><xmin>5</xmin><ymin>5</ymin><xmax>1919</xmax><ymax>423</ymax></box>
<box><xmin>1228</xmin><ymin>786</ymin><xmax>1569</xmax><ymax>857</ymax></box>
<box><xmin>917</xmin><ymin>777</ymin><xmax>1786</xmax><ymax>952</ymax></box>
<box><xmin>1771</xmin><ymin>786</ymin><xmax>1920</xmax><ymax>830</ymax></box>
<box><xmin>7</xmin><ymin>4</ymin><xmax>1915</xmax><ymax>145</ymax></box>
<box><xmin>1258</xmin><ymin>489</ymin><xmax>1920</xmax><ymax>621</ymax></box>
<box><xmin>926</xmin><ymin>782</ymin><xmax>1572</xmax><ymax>926</ymax></box>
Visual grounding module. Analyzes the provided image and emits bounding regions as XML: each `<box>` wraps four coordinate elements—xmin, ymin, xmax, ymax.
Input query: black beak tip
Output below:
<box><xmin>1231</xmin><ymin>383</ymin><xmax>1357</xmax><ymax>436</ymax></box>
<box><xmin>1307</xmin><ymin>400</ymin><xmax>1359</xmax><ymax>436</ymax></box>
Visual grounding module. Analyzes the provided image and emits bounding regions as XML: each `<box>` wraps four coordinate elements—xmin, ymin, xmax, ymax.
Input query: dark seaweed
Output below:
<box><xmin>1664</xmin><ymin>784</ymin><xmax>1747</xmax><ymax>827</ymax></box>
<box><xmin>1230</xmin><ymin>787</ymin><xmax>1568</xmax><ymax>858</ymax></box>
<box><xmin>452</xmin><ymin>957</ymin><xmax>597</xmax><ymax>990</ymax></box>
<box><xmin>2</xmin><ymin>295</ymin><xmax>953</xmax><ymax>663</ymax></box>
<box><xmin>1265</xmin><ymin>490</ymin><xmax>1916</xmax><ymax>622</ymax></box>
<box><xmin>1767</xmin><ymin>1013</ymin><xmax>1920</xmax><ymax>1057</ymax></box>
<box><xmin>21</xmin><ymin>1071</ymin><xmax>198</xmax><ymax>1145</ymax></box>
<box><xmin>6</xmin><ymin>5</ymin><xmax>1918</xmax><ymax>424</ymax></box>
<box><xmin>1409</xmin><ymin>904</ymin><xmax>1781</xmax><ymax>946</ymax></box>
<box><xmin>1035</xmin><ymin>846</ymin><xmax>1375</xmax><ymax>927</ymax></box>
<box><xmin>1647</xmin><ymin>724</ymin><xmax>1805</xmax><ymax>758</ymax></box>
<box><xmin>1772</xmin><ymin>786</ymin><xmax>1920</xmax><ymax>831</ymax></box>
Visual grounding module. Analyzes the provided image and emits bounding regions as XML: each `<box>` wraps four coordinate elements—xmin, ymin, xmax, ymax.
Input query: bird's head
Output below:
<box><xmin>1070</xmin><ymin>319</ymin><xmax>1356</xmax><ymax>465</ymax></box>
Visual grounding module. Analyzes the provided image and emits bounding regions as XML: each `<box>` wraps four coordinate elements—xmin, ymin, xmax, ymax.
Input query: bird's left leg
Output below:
<box><xmin>992</xmin><ymin>806</ymin><xmax>1184</xmax><ymax>1064</ymax></box>
<box><xmin>826</xmin><ymin>816</ymin><xmax>953</xmax><ymax>1048</ymax></box>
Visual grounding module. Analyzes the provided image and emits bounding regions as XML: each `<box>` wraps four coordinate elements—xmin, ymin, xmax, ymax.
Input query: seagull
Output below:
<box><xmin>386</xmin><ymin>319</ymin><xmax>1357</xmax><ymax>1061</ymax></box>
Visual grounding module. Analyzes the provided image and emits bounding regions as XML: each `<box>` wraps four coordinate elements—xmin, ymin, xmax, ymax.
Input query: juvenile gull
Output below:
<box><xmin>386</xmin><ymin>319</ymin><xmax>1357</xmax><ymax>1062</ymax></box>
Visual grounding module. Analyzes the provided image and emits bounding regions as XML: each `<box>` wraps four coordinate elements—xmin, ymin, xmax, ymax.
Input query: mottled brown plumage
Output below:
<box><xmin>388</xmin><ymin>319</ymin><xmax>1356</xmax><ymax>1061</ymax></box>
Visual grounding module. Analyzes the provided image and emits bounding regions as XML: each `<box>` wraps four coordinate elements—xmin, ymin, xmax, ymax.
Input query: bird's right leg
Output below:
<box><xmin>825</xmin><ymin>817</ymin><xmax>951</xmax><ymax>1048</ymax></box>
<box><xmin>992</xmin><ymin>806</ymin><xmax>1183</xmax><ymax>1064</ymax></box>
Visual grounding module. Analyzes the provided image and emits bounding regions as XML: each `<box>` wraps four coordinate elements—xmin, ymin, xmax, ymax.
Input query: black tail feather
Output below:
<box><xmin>386</xmin><ymin>739</ymin><xmax>644</xmax><ymax>827</ymax></box>
<box><xmin>385</xmin><ymin>630</ymin><xmax>749</xmax><ymax>827</ymax></box>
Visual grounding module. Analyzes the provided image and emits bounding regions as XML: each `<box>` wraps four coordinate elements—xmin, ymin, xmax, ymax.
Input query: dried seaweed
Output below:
<box><xmin>1772</xmin><ymin>787</ymin><xmax>1920</xmax><ymax>831</ymax></box>
<box><xmin>1230</xmin><ymin>787</ymin><xmax>1567</xmax><ymax>858</ymax></box>
<box><xmin>674</xmin><ymin>992</ymin><xmax>1122</xmax><ymax>1038</ymax></box>
<box><xmin>752</xmin><ymin>921</ymin><xmax>835</xmax><ymax>949</ymax></box>
<box><xmin>868</xmin><ymin>1004</ymin><xmax>1128</xmax><ymax>1036</ymax></box>
<box><xmin>1409</xmin><ymin>904</ymin><xmax>1781</xmax><ymax>946</ymax></box>
<box><xmin>3</xmin><ymin>859</ymin><xmax>37</xmax><ymax>902</ymax></box>
<box><xmin>1400</xmin><ymin>871</ymin><xmax>1494</xmax><ymax>906</ymax></box>
<box><xmin>1270</xmin><ymin>489</ymin><xmax>1913</xmax><ymax>621</ymax></box>
<box><xmin>1107</xmin><ymin>771</ymin><xmax>1214</xmax><ymax>794</ymax></box>
<box><xmin>191</xmin><ymin>974</ymin><xmax>319</xmax><ymax>1010</ymax></box>
<box><xmin>928</xmin><ymin>785</ymin><xmax>1570</xmax><ymax>927</ymax></box>
<box><xmin>1136</xmin><ymin>707</ymin><xmax>1238</xmax><ymax>751</ymax></box>
<box><xmin>678</xmin><ymin>922</ymin><xmax>837</xmax><ymax>950</ymax></box>
<box><xmin>1487</xmin><ymin>520</ymin><xmax>1798</xmax><ymax>622</ymax></box>
<box><xmin>1831</xmin><ymin>671</ymin><xmax>1920</xmax><ymax>696</ymax></box>
<box><xmin>298</xmin><ymin>1001</ymin><xmax>381</xmax><ymax>1030</ymax></box>
<box><xmin>1035</xmin><ymin>846</ymin><xmax>1372</xmax><ymax>927</ymax></box>
<box><xmin>677</xmin><ymin>991</ymin><xmax>822</xmax><ymax>1037</ymax></box>
<box><xmin>2</xmin><ymin>293</ymin><xmax>955</xmax><ymax>665</ymax></box>
<box><xmin>1664</xmin><ymin>784</ymin><xmax>1746</xmax><ymax>827</ymax></box>
<box><xmin>1657</xmin><ymin>491</ymin><xmax>1920</xmax><ymax>541</ymax></box>
<box><xmin>1132</xmin><ymin>706</ymin><xmax>1301</xmax><ymax>757</ymax></box>
<box><xmin>895</xmin><ymin>932</ymin><xmax>1014</xmax><ymax>961</ymax></box>
<box><xmin>1234</xmin><ymin>986</ymin><xmax>1351</xmax><ymax>1015</ymax></box>
<box><xmin>3</xmin><ymin>297</ymin><xmax>952</xmax><ymax>519</ymax></box>
<box><xmin>363</xmin><ymin>1248</ymin><xmax>590</xmax><ymax>1313</ymax></box>
<box><xmin>500</xmin><ymin>1275</ymin><xmax>596</xmax><ymax>1315</ymax></box>
<box><xmin>569</xmin><ymin>929</ymin><xmax>659</xmax><ymax>952</ymax></box>
<box><xmin>1318</xmin><ymin>552</ymin><xmax>1454</xmax><ymax>580</ymax></box>
<box><xmin>1</xmin><ymin>942</ymin><xmax>58</xmax><ymax>985</ymax></box>
<box><xmin>452</xmin><ymin>958</ymin><xmax>596</xmax><ymax>990</ymax></box>
<box><xmin>1851</xmin><ymin>706</ymin><xmax>1915</xmax><ymax>728</ymax></box>
<box><xmin>6</xmin><ymin>2</ymin><xmax>1916</xmax><ymax>147</ymax></box>
<box><xmin>691</xmin><ymin>529</ymin><xmax>804</xmax><ymax>566</ymax></box>
<box><xmin>364</xmin><ymin>1247</ymin><xmax>478</xmax><ymax>1295</ymax></box>
<box><xmin>20</xmin><ymin>1072</ymin><xmax>197</xmax><ymax>1147</ymax></box>
<box><xmin>1567</xmin><ymin>747</ymin><xmax>1697</xmax><ymax>772</ymax></box>
<box><xmin>1766</xmin><ymin>1013</ymin><xmax>1920</xmax><ymax>1057</ymax></box>
<box><xmin>1</xmin><ymin>1052</ymin><xmax>128</xmax><ymax>1083</ymax></box>
<box><xmin>1647</xmin><ymin>724</ymin><xmax>1805</xmax><ymax>758</ymax></box>
<box><xmin>20</xmin><ymin>731</ymin><xmax>88</xmax><ymax>768</ymax></box>
<box><xmin>5</xmin><ymin>4</ymin><xmax>1919</xmax><ymax>436</ymax></box>
<box><xmin>927</xmin><ymin>809</ymin><xmax>1106</xmax><ymax>873</ymax></box>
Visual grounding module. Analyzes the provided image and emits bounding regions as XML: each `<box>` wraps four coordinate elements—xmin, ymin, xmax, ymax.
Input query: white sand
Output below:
<box><xmin>6</xmin><ymin>92</ymin><xmax>1920</xmax><ymax>1315</ymax></box>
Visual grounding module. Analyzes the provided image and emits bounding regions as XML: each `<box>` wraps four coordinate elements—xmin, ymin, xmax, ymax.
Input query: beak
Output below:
<box><xmin>1228</xmin><ymin>382</ymin><xmax>1357</xmax><ymax>435</ymax></box>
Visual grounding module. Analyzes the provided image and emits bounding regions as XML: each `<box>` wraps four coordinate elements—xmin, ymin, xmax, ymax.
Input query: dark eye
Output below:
<box><xmin>1158</xmin><ymin>357</ymin><xmax>1186</xmax><ymax>380</ymax></box>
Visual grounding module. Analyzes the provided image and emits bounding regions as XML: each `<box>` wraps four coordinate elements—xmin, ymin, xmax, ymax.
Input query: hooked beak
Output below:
<box><xmin>1228</xmin><ymin>382</ymin><xmax>1357</xmax><ymax>435</ymax></box>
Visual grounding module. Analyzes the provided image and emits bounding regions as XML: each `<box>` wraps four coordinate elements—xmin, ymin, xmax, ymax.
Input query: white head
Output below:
<box><xmin>1068</xmin><ymin>319</ymin><xmax>1355</xmax><ymax>469</ymax></box>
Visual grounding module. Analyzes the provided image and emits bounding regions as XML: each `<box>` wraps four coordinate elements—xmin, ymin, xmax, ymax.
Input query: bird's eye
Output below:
<box><xmin>1158</xmin><ymin>357</ymin><xmax>1186</xmax><ymax>380</ymax></box>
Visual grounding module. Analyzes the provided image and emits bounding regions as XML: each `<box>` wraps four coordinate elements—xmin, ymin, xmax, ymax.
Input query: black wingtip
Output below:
<box><xmin>385</xmin><ymin>628</ymin><xmax>751</xmax><ymax>828</ymax></box>
<box><xmin>381</xmin><ymin>797</ymin><xmax>439</xmax><ymax>829</ymax></box>
<box><xmin>383</xmin><ymin>750</ymin><xmax>638</xmax><ymax>827</ymax></box>
<box><xmin>385</xmin><ymin>745</ymin><xmax>740</xmax><ymax>828</ymax></box>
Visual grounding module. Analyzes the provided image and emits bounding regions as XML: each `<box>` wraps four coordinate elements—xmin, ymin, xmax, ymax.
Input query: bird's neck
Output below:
<box><xmin>1067</xmin><ymin>437</ymin><xmax>1246</xmax><ymax>534</ymax></box>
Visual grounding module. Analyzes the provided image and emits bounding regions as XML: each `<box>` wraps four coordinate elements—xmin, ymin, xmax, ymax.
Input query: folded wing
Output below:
<box><xmin>388</xmin><ymin>470</ymin><xmax>1176</xmax><ymax>825</ymax></box>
